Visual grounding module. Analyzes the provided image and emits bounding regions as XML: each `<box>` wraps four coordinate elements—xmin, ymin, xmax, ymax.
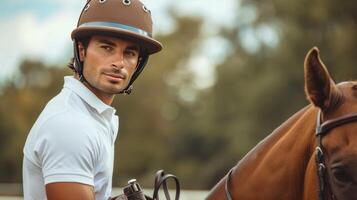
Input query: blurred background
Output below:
<box><xmin>2</xmin><ymin>0</ymin><xmax>357</xmax><ymax>197</ymax></box>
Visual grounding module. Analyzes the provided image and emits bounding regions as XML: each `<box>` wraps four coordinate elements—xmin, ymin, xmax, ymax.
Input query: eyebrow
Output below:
<box><xmin>98</xmin><ymin>39</ymin><xmax>117</xmax><ymax>47</ymax></box>
<box><xmin>97</xmin><ymin>39</ymin><xmax>140</xmax><ymax>52</ymax></box>
<box><xmin>126</xmin><ymin>44</ymin><xmax>140</xmax><ymax>52</ymax></box>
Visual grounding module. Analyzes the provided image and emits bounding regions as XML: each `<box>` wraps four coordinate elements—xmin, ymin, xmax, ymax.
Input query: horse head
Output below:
<box><xmin>206</xmin><ymin>47</ymin><xmax>357</xmax><ymax>200</ymax></box>
<box><xmin>305</xmin><ymin>47</ymin><xmax>357</xmax><ymax>200</ymax></box>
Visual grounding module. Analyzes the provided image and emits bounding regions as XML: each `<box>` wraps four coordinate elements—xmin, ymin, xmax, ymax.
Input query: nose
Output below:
<box><xmin>111</xmin><ymin>52</ymin><xmax>125</xmax><ymax>69</ymax></box>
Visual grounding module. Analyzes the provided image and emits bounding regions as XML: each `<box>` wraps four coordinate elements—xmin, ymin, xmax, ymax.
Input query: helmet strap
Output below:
<box><xmin>119</xmin><ymin>54</ymin><xmax>149</xmax><ymax>95</ymax></box>
<box><xmin>73</xmin><ymin>40</ymin><xmax>86</xmax><ymax>81</ymax></box>
<box><xmin>121</xmin><ymin>85</ymin><xmax>133</xmax><ymax>95</ymax></box>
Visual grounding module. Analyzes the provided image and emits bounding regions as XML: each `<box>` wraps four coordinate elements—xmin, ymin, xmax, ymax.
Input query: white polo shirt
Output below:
<box><xmin>23</xmin><ymin>76</ymin><xmax>119</xmax><ymax>200</ymax></box>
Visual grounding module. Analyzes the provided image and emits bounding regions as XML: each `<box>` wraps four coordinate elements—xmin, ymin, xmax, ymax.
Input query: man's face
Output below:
<box><xmin>78</xmin><ymin>35</ymin><xmax>140</xmax><ymax>101</ymax></box>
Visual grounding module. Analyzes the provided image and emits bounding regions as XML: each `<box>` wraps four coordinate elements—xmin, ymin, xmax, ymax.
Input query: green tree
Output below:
<box><xmin>0</xmin><ymin>60</ymin><xmax>69</xmax><ymax>182</ymax></box>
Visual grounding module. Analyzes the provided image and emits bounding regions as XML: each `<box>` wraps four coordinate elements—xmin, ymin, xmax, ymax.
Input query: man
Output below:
<box><xmin>22</xmin><ymin>0</ymin><xmax>162</xmax><ymax>199</ymax></box>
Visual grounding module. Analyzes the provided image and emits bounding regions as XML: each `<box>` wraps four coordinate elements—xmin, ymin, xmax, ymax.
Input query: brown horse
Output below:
<box><xmin>206</xmin><ymin>47</ymin><xmax>357</xmax><ymax>200</ymax></box>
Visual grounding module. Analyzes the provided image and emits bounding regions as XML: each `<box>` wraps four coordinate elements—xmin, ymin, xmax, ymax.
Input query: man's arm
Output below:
<box><xmin>46</xmin><ymin>182</ymin><xmax>95</xmax><ymax>200</ymax></box>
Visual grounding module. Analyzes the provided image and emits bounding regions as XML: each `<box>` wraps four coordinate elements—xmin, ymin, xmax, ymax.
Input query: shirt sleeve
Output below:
<box><xmin>34</xmin><ymin>113</ymin><xmax>100</xmax><ymax>186</ymax></box>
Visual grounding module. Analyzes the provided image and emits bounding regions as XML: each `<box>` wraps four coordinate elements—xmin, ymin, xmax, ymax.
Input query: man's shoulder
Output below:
<box><xmin>32</xmin><ymin>103</ymin><xmax>96</xmax><ymax>142</ymax></box>
<box><xmin>27</xmin><ymin>107</ymin><xmax>101</xmax><ymax>159</ymax></box>
<box><xmin>38</xmin><ymin>109</ymin><xmax>96</xmax><ymax>136</ymax></box>
<box><xmin>38</xmin><ymin>89</ymin><xmax>93</xmax><ymax>126</ymax></box>
<box><xmin>24</xmin><ymin>93</ymin><xmax>101</xmax><ymax>166</ymax></box>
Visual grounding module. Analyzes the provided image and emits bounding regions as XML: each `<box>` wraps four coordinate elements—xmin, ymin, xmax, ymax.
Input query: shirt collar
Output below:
<box><xmin>63</xmin><ymin>76</ymin><xmax>116</xmax><ymax>115</ymax></box>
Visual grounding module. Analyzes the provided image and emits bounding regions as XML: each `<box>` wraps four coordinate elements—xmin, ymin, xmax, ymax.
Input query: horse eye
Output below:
<box><xmin>332</xmin><ymin>167</ymin><xmax>351</xmax><ymax>184</ymax></box>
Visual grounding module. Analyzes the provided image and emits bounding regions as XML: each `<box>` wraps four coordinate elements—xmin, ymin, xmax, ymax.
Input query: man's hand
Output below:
<box><xmin>46</xmin><ymin>182</ymin><xmax>95</xmax><ymax>200</ymax></box>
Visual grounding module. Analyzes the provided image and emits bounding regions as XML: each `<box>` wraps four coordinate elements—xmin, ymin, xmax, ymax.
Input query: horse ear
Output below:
<box><xmin>304</xmin><ymin>47</ymin><xmax>339</xmax><ymax>110</ymax></box>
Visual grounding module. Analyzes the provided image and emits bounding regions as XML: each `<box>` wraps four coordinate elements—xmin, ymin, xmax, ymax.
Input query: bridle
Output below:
<box><xmin>224</xmin><ymin>109</ymin><xmax>357</xmax><ymax>200</ymax></box>
<box><xmin>315</xmin><ymin>110</ymin><xmax>357</xmax><ymax>200</ymax></box>
<box><xmin>225</xmin><ymin>168</ymin><xmax>234</xmax><ymax>200</ymax></box>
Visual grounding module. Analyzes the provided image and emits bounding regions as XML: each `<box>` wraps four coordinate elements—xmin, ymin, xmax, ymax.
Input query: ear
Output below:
<box><xmin>304</xmin><ymin>47</ymin><xmax>339</xmax><ymax>110</ymax></box>
<box><xmin>77</xmin><ymin>42</ymin><xmax>86</xmax><ymax>62</ymax></box>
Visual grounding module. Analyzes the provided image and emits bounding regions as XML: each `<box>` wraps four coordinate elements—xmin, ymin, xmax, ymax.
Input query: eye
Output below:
<box><xmin>331</xmin><ymin>166</ymin><xmax>352</xmax><ymax>185</ymax></box>
<box><xmin>125</xmin><ymin>49</ymin><xmax>138</xmax><ymax>57</ymax></box>
<box><xmin>101</xmin><ymin>45</ymin><xmax>113</xmax><ymax>52</ymax></box>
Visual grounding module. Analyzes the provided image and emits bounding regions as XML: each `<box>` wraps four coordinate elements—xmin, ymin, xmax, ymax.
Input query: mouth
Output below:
<box><xmin>103</xmin><ymin>72</ymin><xmax>126</xmax><ymax>82</ymax></box>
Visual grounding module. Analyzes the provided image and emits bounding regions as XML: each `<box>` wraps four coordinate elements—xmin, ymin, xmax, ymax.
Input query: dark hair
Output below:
<box><xmin>67</xmin><ymin>37</ymin><xmax>91</xmax><ymax>73</ymax></box>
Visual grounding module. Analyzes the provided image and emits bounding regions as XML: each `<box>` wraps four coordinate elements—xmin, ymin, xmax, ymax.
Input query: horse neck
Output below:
<box><xmin>230</xmin><ymin>105</ymin><xmax>318</xmax><ymax>199</ymax></box>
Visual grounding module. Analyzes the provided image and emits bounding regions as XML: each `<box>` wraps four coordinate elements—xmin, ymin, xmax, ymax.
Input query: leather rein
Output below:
<box><xmin>224</xmin><ymin>110</ymin><xmax>357</xmax><ymax>200</ymax></box>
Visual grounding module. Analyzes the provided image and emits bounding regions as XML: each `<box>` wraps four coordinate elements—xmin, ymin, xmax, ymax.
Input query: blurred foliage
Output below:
<box><xmin>0</xmin><ymin>61</ymin><xmax>68</xmax><ymax>182</ymax></box>
<box><xmin>2</xmin><ymin>0</ymin><xmax>357</xmax><ymax>190</ymax></box>
<box><xmin>201</xmin><ymin>0</ymin><xmax>357</xmax><ymax>188</ymax></box>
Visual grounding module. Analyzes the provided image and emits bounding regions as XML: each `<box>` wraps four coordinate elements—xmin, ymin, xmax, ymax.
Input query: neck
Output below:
<box><xmin>207</xmin><ymin>106</ymin><xmax>319</xmax><ymax>200</ymax></box>
<box><xmin>233</xmin><ymin>106</ymin><xmax>317</xmax><ymax>199</ymax></box>
<box><xmin>74</xmin><ymin>74</ymin><xmax>115</xmax><ymax>105</ymax></box>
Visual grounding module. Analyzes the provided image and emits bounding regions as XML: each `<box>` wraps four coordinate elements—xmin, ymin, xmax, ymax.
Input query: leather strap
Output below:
<box><xmin>152</xmin><ymin>170</ymin><xmax>180</xmax><ymax>200</ymax></box>
<box><xmin>225</xmin><ymin>168</ymin><xmax>234</xmax><ymax>200</ymax></box>
<box><xmin>316</xmin><ymin>111</ymin><xmax>357</xmax><ymax>136</ymax></box>
<box><xmin>315</xmin><ymin>110</ymin><xmax>357</xmax><ymax>200</ymax></box>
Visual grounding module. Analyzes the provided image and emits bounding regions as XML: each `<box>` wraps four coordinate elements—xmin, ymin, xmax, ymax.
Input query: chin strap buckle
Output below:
<box><xmin>122</xmin><ymin>85</ymin><xmax>133</xmax><ymax>95</ymax></box>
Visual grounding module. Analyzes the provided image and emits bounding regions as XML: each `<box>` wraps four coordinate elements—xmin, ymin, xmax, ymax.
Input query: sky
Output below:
<box><xmin>0</xmin><ymin>0</ymin><xmax>239</xmax><ymax>86</ymax></box>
